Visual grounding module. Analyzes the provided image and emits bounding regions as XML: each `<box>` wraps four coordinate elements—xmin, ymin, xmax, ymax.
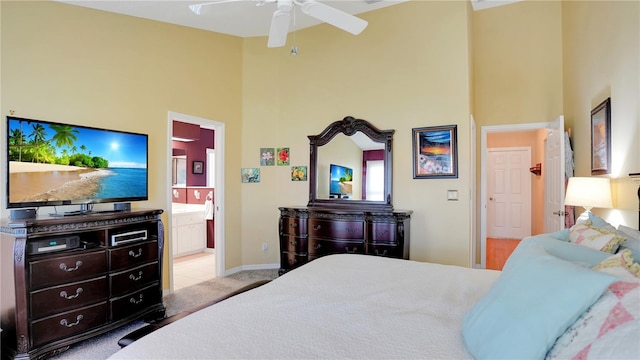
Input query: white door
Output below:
<box><xmin>544</xmin><ymin>116</ymin><xmax>566</xmax><ymax>232</ymax></box>
<box><xmin>487</xmin><ymin>147</ymin><xmax>532</xmax><ymax>239</ymax></box>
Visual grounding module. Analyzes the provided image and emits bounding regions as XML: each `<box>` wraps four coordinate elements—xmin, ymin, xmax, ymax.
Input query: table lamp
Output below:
<box><xmin>564</xmin><ymin>177</ymin><xmax>613</xmax><ymax>222</ymax></box>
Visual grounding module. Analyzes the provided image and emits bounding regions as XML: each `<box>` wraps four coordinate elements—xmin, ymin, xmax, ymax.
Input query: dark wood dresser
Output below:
<box><xmin>0</xmin><ymin>209</ymin><xmax>165</xmax><ymax>359</ymax></box>
<box><xmin>279</xmin><ymin>207</ymin><xmax>411</xmax><ymax>274</ymax></box>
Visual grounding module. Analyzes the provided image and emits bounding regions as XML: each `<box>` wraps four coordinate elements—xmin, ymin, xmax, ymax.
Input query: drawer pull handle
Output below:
<box><xmin>60</xmin><ymin>315</ymin><xmax>83</xmax><ymax>328</ymax></box>
<box><xmin>290</xmin><ymin>223</ymin><xmax>298</xmax><ymax>228</ymax></box>
<box><xmin>130</xmin><ymin>294</ymin><xmax>144</xmax><ymax>305</ymax></box>
<box><xmin>288</xmin><ymin>258</ymin><xmax>297</xmax><ymax>265</ymax></box>
<box><xmin>313</xmin><ymin>224</ymin><xmax>322</xmax><ymax>231</ymax></box>
<box><xmin>313</xmin><ymin>243</ymin><xmax>321</xmax><ymax>250</ymax></box>
<box><xmin>345</xmin><ymin>247</ymin><xmax>358</xmax><ymax>254</ymax></box>
<box><xmin>59</xmin><ymin>261</ymin><xmax>83</xmax><ymax>272</ymax></box>
<box><xmin>60</xmin><ymin>287</ymin><xmax>83</xmax><ymax>300</ymax></box>
<box><xmin>129</xmin><ymin>249</ymin><xmax>143</xmax><ymax>258</ymax></box>
<box><xmin>129</xmin><ymin>271</ymin><xmax>143</xmax><ymax>281</ymax></box>
<box><xmin>375</xmin><ymin>249</ymin><xmax>388</xmax><ymax>256</ymax></box>
<box><xmin>289</xmin><ymin>240</ymin><xmax>297</xmax><ymax>246</ymax></box>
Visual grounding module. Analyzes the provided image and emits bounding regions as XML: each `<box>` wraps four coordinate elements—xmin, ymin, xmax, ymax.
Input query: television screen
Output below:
<box><xmin>6</xmin><ymin>116</ymin><xmax>148</xmax><ymax>209</ymax></box>
<box><xmin>329</xmin><ymin>164</ymin><xmax>353</xmax><ymax>197</ymax></box>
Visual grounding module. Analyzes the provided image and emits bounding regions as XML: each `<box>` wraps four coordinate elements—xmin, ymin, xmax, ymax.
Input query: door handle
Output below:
<box><xmin>552</xmin><ymin>210</ymin><xmax>565</xmax><ymax>216</ymax></box>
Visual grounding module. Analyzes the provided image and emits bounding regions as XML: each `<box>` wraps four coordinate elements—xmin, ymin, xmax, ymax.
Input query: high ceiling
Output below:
<box><xmin>53</xmin><ymin>0</ymin><xmax>520</xmax><ymax>39</ymax></box>
<box><xmin>53</xmin><ymin>0</ymin><xmax>409</xmax><ymax>38</ymax></box>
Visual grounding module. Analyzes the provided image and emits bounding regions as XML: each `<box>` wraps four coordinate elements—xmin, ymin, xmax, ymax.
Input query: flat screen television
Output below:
<box><xmin>329</xmin><ymin>164</ymin><xmax>353</xmax><ymax>198</ymax></box>
<box><xmin>6</xmin><ymin>116</ymin><xmax>148</xmax><ymax>212</ymax></box>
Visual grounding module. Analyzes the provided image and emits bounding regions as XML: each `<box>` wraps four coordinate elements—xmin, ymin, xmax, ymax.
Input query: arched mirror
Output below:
<box><xmin>308</xmin><ymin>116</ymin><xmax>394</xmax><ymax>210</ymax></box>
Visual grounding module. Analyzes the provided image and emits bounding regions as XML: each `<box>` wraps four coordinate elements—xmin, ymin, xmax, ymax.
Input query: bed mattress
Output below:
<box><xmin>109</xmin><ymin>254</ymin><xmax>500</xmax><ymax>359</ymax></box>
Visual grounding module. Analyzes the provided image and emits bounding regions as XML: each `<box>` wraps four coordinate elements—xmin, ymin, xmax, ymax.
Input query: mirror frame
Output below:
<box><xmin>308</xmin><ymin>116</ymin><xmax>394</xmax><ymax>210</ymax></box>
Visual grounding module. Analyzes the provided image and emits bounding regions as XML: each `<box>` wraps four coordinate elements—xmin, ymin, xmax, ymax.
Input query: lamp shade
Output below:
<box><xmin>564</xmin><ymin>177</ymin><xmax>613</xmax><ymax>209</ymax></box>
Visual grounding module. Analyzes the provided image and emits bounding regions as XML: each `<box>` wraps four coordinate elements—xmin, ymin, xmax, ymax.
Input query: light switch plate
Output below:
<box><xmin>447</xmin><ymin>190</ymin><xmax>458</xmax><ymax>201</ymax></box>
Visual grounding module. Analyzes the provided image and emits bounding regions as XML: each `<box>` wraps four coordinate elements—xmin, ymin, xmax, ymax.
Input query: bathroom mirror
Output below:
<box><xmin>308</xmin><ymin>116</ymin><xmax>394</xmax><ymax>210</ymax></box>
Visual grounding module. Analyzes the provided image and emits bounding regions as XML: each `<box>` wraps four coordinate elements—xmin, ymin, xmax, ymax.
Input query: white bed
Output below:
<box><xmin>111</xmin><ymin>254</ymin><xmax>500</xmax><ymax>359</ymax></box>
<box><xmin>109</xmin><ymin>228</ymin><xmax>640</xmax><ymax>360</ymax></box>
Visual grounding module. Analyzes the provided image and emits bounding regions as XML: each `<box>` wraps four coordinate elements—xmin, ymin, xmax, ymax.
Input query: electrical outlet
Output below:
<box><xmin>262</xmin><ymin>243</ymin><xmax>268</xmax><ymax>253</ymax></box>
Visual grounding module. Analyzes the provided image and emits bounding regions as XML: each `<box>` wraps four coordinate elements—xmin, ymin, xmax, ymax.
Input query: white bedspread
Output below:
<box><xmin>109</xmin><ymin>254</ymin><xmax>500</xmax><ymax>360</ymax></box>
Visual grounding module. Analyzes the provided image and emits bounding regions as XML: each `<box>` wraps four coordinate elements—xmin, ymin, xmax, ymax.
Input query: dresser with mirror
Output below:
<box><xmin>278</xmin><ymin>116</ymin><xmax>412</xmax><ymax>275</ymax></box>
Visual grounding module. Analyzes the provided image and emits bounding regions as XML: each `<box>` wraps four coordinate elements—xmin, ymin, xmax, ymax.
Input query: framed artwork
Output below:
<box><xmin>291</xmin><ymin>166</ymin><xmax>307</xmax><ymax>181</ymax></box>
<box><xmin>591</xmin><ymin>97</ymin><xmax>611</xmax><ymax>175</ymax></box>
<box><xmin>192</xmin><ymin>161</ymin><xmax>204</xmax><ymax>174</ymax></box>
<box><xmin>277</xmin><ymin>147</ymin><xmax>290</xmax><ymax>166</ymax></box>
<box><xmin>412</xmin><ymin>125</ymin><xmax>458</xmax><ymax>179</ymax></box>
<box><xmin>260</xmin><ymin>148</ymin><xmax>275</xmax><ymax>166</ymax></box>
<box><xmin>241</xmin><ymin>168</ymin><xmax>260</xmax><ymax>183</ymax></box>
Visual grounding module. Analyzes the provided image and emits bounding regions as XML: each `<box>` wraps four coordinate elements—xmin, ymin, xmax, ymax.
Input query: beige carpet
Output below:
<box><xmin>49</xmin><ymin>269</ymin><xmax>279</xmax><ymax>360</ymax></box>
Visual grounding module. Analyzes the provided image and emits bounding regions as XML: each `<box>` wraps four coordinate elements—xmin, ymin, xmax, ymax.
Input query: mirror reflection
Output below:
<box><xmin>172</xmin><ymin>155</ymin><xmax>187</xmax><ymax>187</ymax></box>
<box><xmin>316</xmin><ymin>132</ymin><xmax>385</xmax><ymax>201</ymax></box>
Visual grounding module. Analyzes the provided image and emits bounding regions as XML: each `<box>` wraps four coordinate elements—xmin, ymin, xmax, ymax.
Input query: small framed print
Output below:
<box><xmin>591</xmin><ymin>98</ymin><xmax>611</xmax><ymax>175</ymax></box>
<box><xmin>192</xmin><ymin>161</ymin><xmax>204</xmax><ymax>174</ymax></box>
<box><xmin>260</xmin><ymin>148</ymin><xmax>275</xmax><ymax>166</ymax></box>
<box><xmin>412</xmin><ymin>125</ymin><xmax>458</xmax><ymax>179</ymax></box>
<box><xmin>241</xmin><ymin>168</ymin><xmax>260</xmax><ymax>183</ymax></box>
<box><xmin>277</xmin><ymin>148</ymin><xmax>290</xmax><ymax>166</ymax></box>
<box><xmin>291</xmin><ymin>166</ymin><xmax>307</xmax><ymax>181</ymax></box>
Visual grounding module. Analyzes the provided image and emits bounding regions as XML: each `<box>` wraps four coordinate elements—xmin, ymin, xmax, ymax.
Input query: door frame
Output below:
<box><xmin>480</xmin><ymin>121</ymin><xmax>552</xmax><ymax>269</ymax></box>
<box><xmin>167</xmin><ymin>111</ymin><xmax>226</xmax><ymax>291</ymax></box>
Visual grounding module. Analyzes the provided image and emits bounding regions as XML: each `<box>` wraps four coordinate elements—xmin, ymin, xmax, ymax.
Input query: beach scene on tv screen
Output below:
<box><xmin>8</xmin><ymin>118</ymin><xmax>147</xmax><ymax>204</ymax></box>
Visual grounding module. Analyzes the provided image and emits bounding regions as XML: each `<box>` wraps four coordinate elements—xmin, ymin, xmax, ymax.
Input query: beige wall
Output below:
<box><xmin>241</xmin><ymin>1</ymin><xmax>473</xmax><ymax>266</ymax></box>
<box><xmin>562</xmin><ymin>0</ymin><xmax>640</xmax><ymax>228</ymax></box>
<box><xmin>0</xmin><ymin>1</ymin><xmax>244</xmax><ymax>289</ymax></box>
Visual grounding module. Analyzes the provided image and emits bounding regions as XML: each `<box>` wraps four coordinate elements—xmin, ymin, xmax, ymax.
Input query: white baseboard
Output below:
<box><xmin>223</xmin><ymin>263</ymin><xmax>280</xmax><ymax>276</ymax></box>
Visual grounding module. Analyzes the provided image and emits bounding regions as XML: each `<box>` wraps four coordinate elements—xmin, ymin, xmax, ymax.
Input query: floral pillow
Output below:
<box><xmin>546</xmin><ymin>280</ymin><xmax>640</xmax><ymax>360</ymax></box>
<box><xmin>593</xmin><ymin>249</ymin><xmax>640</xmax><ymax>280</ymax></box>
<box><xmin>569</xmin><ymin>220</ymin><xmax>626</xmax><ymax>253</ymax></box>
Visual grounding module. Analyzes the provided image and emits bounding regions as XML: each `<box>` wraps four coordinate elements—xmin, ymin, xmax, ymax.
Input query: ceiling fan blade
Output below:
<box><xmin>299</xmin><ymin>0</ymin><xmax>368</xmax><ymax>35</ymax></box>
<box><xmin>267</xmin><ymin>8</ymin><xmax>291</xmax><ymax>48</ymax></box>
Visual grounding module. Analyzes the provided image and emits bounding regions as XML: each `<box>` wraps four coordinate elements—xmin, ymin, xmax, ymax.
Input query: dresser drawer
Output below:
<box><xmin>31</xmin><ymin>302</ymin><xmax>108</xmax><ymax>347</ymax></box>
<box><xmin>280</xmin><ymin>235</ymin><xmax>308</xmax><ymax>254</ymax></box>
<box><xmin>110</xmin><ymin>284</ymin><xmax>162</xmax><ymax>321</ymax></box>
<box><xmin>367</xmin><ymin>243</ymin><xmax>403</xmax><ymax>258</ymax></box>
<box><xmin>30</xmin><ymin>276</ymin><xmax>108</xmax><ymax>319</ymax></box>
<box><xmin>309</xmin><ymin>238</ymin><xmax>364</xmax><ymax>257</ymax></box>
<box><xmin>29</xmin><ymin>250</ymin><xmax>107</xmax><ymax>289</ymax></box>
<box><xmin>309</xmin><ymin>219</ymin><xmax>363</xmax><ymax>240</ymax></box>
<box><xmin>367</xmin><ymin>222</ymin><xmax>397</xmax><ymax>243</ymax></box>
<box><xmin>110</xmin><ymin>262</ymin><xmax>159</xmax><ymax>297</ymax></box>
<box><xmin>279</xmin><ymin>252</ymin><xmax>307</xmax><ymax>271</ymax></box>
<box><xmin>109</xmin><ymin>240</ymin><xmax>158</xmax><ymax>271</ymax></box>
<box><xmin>280</xmin><ymin>217</ymin><xmax>307</xmax><ymax>236</ymax></box>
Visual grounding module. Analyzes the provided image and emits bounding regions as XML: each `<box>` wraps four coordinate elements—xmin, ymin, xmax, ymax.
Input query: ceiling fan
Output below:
<box><xmin>189</xmin><ymin>0</ymin><xmax>369</xmax><ymax>48</ymax></box>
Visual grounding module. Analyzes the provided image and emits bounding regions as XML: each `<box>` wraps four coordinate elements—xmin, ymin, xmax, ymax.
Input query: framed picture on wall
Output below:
<box><xmin>192</xmin><ymin>160</ymin><xmax>204</xmax><ymax>174</ymax></box>
<box><xmin>591</xmin><ymin>97</ymin><xmax>611</xmax><ymax>175</ymax></box>
<box><xmin>412</xmin><ymin>125</ymin><xmax>458</xmax><ymax>179</ymax></box>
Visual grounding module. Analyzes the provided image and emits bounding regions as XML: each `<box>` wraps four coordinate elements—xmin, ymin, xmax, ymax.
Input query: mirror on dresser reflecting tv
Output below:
<box><xmin>308</xmin><ymin>116</ymin><xmax>394</xmax><ymax>210</ymax></box>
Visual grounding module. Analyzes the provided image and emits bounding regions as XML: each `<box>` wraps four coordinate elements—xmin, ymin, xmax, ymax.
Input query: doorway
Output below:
<box><xmin>479</xmin><ymin>117</ymin><xmax>565</xmax><ymax>269</ymax></box>
<box><xmin>167</xmin><ymin>111</ymin><xmax>225</xmax><ymax>292</ymax></box>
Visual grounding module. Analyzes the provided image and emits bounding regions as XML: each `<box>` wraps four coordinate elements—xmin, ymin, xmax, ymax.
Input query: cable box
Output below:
<box><xmin>28</xmin><ymin>236</ymin><xmax>80</xmax><ymax>255</ymax></box>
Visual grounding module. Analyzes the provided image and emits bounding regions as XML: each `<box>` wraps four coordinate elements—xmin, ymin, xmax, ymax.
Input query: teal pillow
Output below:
<box><xmin>462</xmin><ymin>246</ymin><xmax>616</xmax><ymax>360</ymax></box>
<box><xmin>510</xmin><ymin>234</ymin><xmax>610</xmax><ymax>268</ymax></box>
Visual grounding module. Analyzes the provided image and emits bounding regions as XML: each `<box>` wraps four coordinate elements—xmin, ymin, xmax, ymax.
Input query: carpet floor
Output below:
<box><xmin>48</xmin><ymin>269</ymin><xmax>279</xmax><ymax>360</ymax></box>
